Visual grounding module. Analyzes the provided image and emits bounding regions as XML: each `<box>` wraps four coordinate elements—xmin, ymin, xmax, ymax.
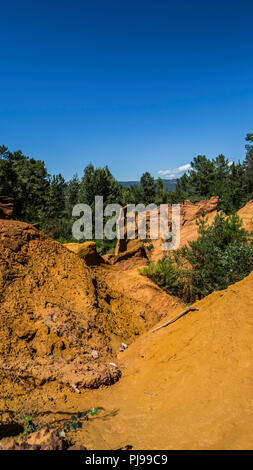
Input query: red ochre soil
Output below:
<box><xmin>1</xmin><ymin>198</ymin><xmax>253</xmax><ymax>450</ymax></box>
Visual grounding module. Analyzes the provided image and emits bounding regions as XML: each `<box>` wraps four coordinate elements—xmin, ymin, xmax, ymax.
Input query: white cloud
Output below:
<box><xmin>158</xmin><ymin>163</ymin><xmax>191</xmax><ymax>180</ymax></box>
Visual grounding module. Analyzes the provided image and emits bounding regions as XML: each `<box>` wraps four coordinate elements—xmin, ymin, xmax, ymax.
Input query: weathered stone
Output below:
<box><xmin>0</xmin><ymin>196</ymin><xmax>14</xmax><ymax>219</ymax></box>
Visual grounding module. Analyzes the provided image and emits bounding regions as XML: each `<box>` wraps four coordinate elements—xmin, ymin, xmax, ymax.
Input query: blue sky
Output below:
<box><xmin>0</xmin><ymin>0</ymin><xmax>253</xmax><ymax>181</ymax></box>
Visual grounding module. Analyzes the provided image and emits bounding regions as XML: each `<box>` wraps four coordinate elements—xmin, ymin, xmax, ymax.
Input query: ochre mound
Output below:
<box><xmin>77</xmin><ymin>270</ymin><xmax>253</xmax><ymax>450</ymax></box>
<box><xmin>0</xmin><ymin>220</ymin><xmax>120</xmax><ymax>389</ymax></box>
<box><xmin>0</xmin><ymin>220</ymin><xmax>179</xmax><ymax>392</ymax></box>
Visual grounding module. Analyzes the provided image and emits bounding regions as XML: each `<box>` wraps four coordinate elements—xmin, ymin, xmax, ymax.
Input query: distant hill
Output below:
<box><xmin>119</xmin><ymin>179</ymin><xmax>177</xmax><ymax>192</ymax></box>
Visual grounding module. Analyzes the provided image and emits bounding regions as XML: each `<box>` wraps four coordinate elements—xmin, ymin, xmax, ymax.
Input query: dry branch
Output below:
<box><xmin>152</xmin><ymin>306</ymin><xmax>200</xmax><ymax>333</ymax></box>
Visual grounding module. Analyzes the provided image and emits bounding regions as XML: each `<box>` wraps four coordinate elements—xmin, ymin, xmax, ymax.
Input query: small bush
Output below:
<box><xmin>177</xmin><ymin>213</ymin><xmax>253</xmax><ymax>301</ymax></box>
<box><xmin>22</xmin><ymin>416</ymin><xmax>40</xmax><ymax>435</ymax></box>
<box><xmin>63</xmin><ymin>408</ymin><xmax>98</xmax><ymax>432</ymax></box>
<box><xmin>95</xmin><ymin>238</ymin><xmax>117</xmax><ymax>255</ymax></box>
<box><xmin>141</xmin><ymin>213</ymin><xmax>253</xmax><ymax>302</ymax></box>
<box><xmin>139</xmin><ymin>258</ymin><xmax>181</xmax><ymax>296</ymax></box>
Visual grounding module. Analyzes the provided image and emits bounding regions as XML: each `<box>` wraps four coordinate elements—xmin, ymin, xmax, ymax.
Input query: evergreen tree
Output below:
<box><xmin>65</xmin><ymin>173</ymin><xmax>80</xmax><ymax>218</ymax></box>
<box><xmin>154</xmin><ymin>177</ymin><xmax>168</xmax><ymax>204</ymax></box>
<box><xmin>44</xmin><ymin>174</ymin><xmax>66</xmax><ymax>220</ymax></box>
<box><xmin>189</xmin><ymin>155</ymin><xmax>215</xmax><ymax>197</ymax></box>
<box><xmin>244</xmin><ymin>133</ymin><xmax>253</xmax><ymax>195</ymax></box>
<box><xmin>0</xmin><ymin>145</ymin><xmax>17</xmax><ymax>196</ymax></box>
<box><xmin>140</xmin><ymin>172</ymin><xmax>155</xmax><ymax>204</ymax></box>
<box><xmin>122</xmin><ymin>184</ymin><xmax>142</xmax><ymax>205</ymax></box>
<box><xmin>79</xmin><ymin>164</ymin><xmax>122</xmax><ymax>207</ymax></box>
<box><xmin>0</xmin><ymin>146</ymin><xmax>49</xmax><ymax>221</ymax></box>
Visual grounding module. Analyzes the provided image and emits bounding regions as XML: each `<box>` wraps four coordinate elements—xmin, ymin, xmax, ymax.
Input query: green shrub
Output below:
<box><xmin>63</xmin><ymin>408</ymin><xmax>98</xmax><ymax>432</ymax></box>
<box><xmin>22</xmin><ymin>415</ymin><xmax>40</xmax><ymax>435</ymax></box>
<box><xmin>95</xmin><ymin>238</ymin><xmax>117</xmax><ymax>255</ymax></box>
<box><xmin>141</xmin><ymin>213</ymin><xmax>253</xmax><ymax>302</ymax></box>
<box><xmin>177</xmin><ymin>213</ymin><xmax>253</xmax><ymax>301</ymax></box>
<box><xmin>139</xmin><ymin>257</ymin><xmax>181</xmax><ymax>296</ymax></box>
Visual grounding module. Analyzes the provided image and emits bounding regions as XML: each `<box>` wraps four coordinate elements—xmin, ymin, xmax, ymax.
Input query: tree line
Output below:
<box><xmin>171</xmin><ymin>133</ymin><xmax>253</xmax><ymax>213</ymax></box>
<box><xmin>0</xmin><ymin>134</ymin><xmax>252</xmax><ymax>243</ymax></box>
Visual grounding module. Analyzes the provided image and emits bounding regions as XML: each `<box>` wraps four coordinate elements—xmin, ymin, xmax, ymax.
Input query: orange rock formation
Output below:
<box><xmin>113</xmin><ymin>196</ymin><xmax>219</xmax><ymax>267</ymax></box>
<box><xmin>0</xmin><ymin>220</ymin><xmax>180</xmax><ymax>392</ymax></box>
<box><xmin>1</xmin><ymin>198</ymin><xmax>253</xmax><ymax>450</ymax></box>
<box><xmin>237</xmin><ymin>200</ymin><xmax>253</xmax><ymax>232</ymax></box>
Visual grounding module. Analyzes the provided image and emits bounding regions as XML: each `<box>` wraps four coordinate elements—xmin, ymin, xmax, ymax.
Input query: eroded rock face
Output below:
<box><xmin>237</xmin><ymin>200</ymin><xmax>253</xmax><ymax>232</ymax></box>
<box><xmin>0</xmin><ymin>196</ymin><xmax>14</xmax><ymax>219</ymax></box>
<box><xmin>65</xmin><ymin>241</ymin><xmax>106</xmax><ymax>266</ymax></box>
<box><xmin>113</xmin><ymin>240</ymin><xmax>149</xmax><ymax>270</ymax></box>
<box><xmin>0</xmin><ymin>220</ymin><xmax>120</xmax><ymax>390</ymax></box>
<box><xmin>0</xmin><ymin>428</ymin><xmax>67</xmax><ymax>450</ymax></box>
<box><xmin>113</xmin><ymin>197</ymin><xmax>219</xmax><ymax>267</ymax></box>
<box><xmin>0</xmin><ymin>220</ymin><xmax>179</xmax><ymax>392</ymax></box>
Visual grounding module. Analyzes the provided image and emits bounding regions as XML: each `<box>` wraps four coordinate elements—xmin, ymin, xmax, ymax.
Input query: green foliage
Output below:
<box><xmin>121</xmin><ymin>184</ymin><xmax>142</xmax><ymax>205</ymax></box>
<box><xmin>56</xmin><ymin>236</ymin><xmax>69</xmax><ymax>244</ymax></box>
<box><xmin>63</xmin><ymin>408</ymin><xmax>98</xmax><ymax>432</ymax></box>
<box><xmin>141</xmin><ymin>213</ymin><xmax>253</xmax><ymax>303</ymax></box>
<box><xmin>140</xmin><ymin>257</ymin><xmax>181</xmax><ymax>296</ymax></box>
<box><xmin>76</xmin><ymin>164</ymin><xmax>124</xmax><ymax>245</ymax></box>
<box><xmin>145</xmin><ymin>242</ymin><xmax>154</xmax><ymax>251</ymax></box>
<box><xmin>22</xmin><ymin>415</ymin><xmax>40</xmax><ymax>435</ymax></box>
<box><xmin>40</xmin><ymin>174</ymin><xmax>67</xmax><ymax>238</ymax></box>
<box><xmin>0</xmin><ymin>147</ymin><xmax>49</xmax><ymax>221</ymax></box>
<box><xmin>190</xmin><ymin>155</ymin><xmax>216</xmax><ymax>197</ymax></box>
<box><xmin>78</xmin><ymin>164</ymin><xmax>122</xmax><ymax>207</ymax></box>
<box><xmin>140</xmin><ymin>172</ymin><xmax>156</xmax><ymax>204</ymax></box>
<box><xmin>175</xmin><ymin>213</ymin><xmax>253</xmax><ymax>301</ymax></box>
<box><xmin>154</xmin><ymin>177</ymin><xmax>169</xmax><ymax>204</ymax></box>
<box><xmin>1</xmin><ymin>132</ymin><xmax>253</xmax><ymax>248</ymax></box>
<box><xmin>244</xmin><ymin>133</ymin><xmax>253</xmax><ymax>195</ymax></box>
<box><xmin>170</xmin><ymin>136</ymin><xmax>253</xmax><ymax>212</ymax></box>
<box><xmin>95</xmin><ymin>238</ymin><xmax>117</xmax><ymax>255</ymax></box>
<box><xmin>65</xmin><ymin>173</ymin><xmax>80</xmax><ymax>218</ymax></box>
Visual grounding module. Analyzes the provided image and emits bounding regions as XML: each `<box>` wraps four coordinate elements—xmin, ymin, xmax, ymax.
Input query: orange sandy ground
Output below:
<box><xmin>1</xmin><ymin>200</ymin><xmax>253</xmax><ymax>450</ymax></box>
<box><xmin>2</xmin><ymin>270</ymin><xmax>253</xmax><ymax>450</ymax></box>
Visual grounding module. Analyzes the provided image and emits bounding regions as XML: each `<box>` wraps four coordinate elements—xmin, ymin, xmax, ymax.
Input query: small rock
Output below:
<box><xmin>71</xmin><ymin>385</ymin><xmax>81</xmax><ymax>394</ymax></box>
<box><xmin>121</xmin><ymin>343</ymin><xmax>128</xmax><ymax>349</ymax></box>
<box><xmin>91</xmin><ymin>350</ymin><xmax>99</xmax><ymax>359</ymax></box>
<box><xmin>109</xmin><ymin>362</ymin><xmax>118</xmax><ymax>368</ymax></box>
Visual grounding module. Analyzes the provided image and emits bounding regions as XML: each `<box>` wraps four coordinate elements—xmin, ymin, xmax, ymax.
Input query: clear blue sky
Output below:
<box><xmin>1</xmin><ymin>0</ymin><xmax>253</xmax><ymax>181</ymax></box>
